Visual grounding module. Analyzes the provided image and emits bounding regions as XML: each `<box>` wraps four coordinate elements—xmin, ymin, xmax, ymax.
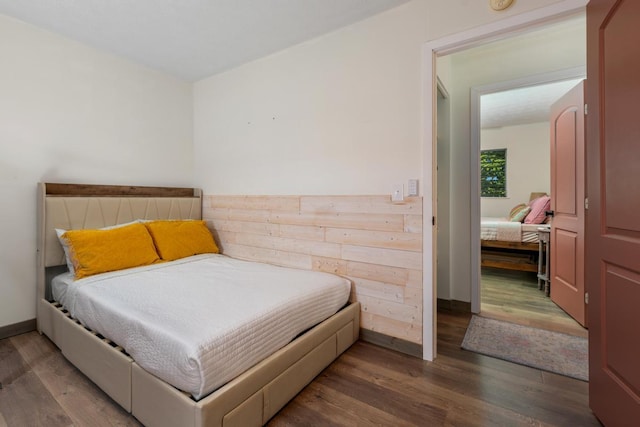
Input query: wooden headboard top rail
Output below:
<box><xmin>45</xmin><ymin>183</ymin><xmax>199</xmax><ymax>197</ymax></box>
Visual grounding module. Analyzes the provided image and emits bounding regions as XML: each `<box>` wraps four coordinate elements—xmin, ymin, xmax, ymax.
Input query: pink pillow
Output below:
<box><xmin>524</xmin><ymin>196</ymin><xmax>551</xmax><ymax>224</ymax></box>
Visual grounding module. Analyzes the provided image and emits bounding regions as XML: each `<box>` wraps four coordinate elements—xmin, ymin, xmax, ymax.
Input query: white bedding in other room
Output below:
<box><xmin>480</xmin><ymin>217</ymin><xmax>522</xmax><ymax>242</ymax></box>
<box><xmin>51</xmin><ymin>254</ymin><xmax>350</xmax><ymax>400</ymax></box>
<box><xmin>481</xmin><ymin>218</ymin><xmax>549</xmax><ymax>243</ymax></box>
<box><xmin>522</xmin><ymin>223</ymin><xmax>549</xmax><ymax>243</ymax></box>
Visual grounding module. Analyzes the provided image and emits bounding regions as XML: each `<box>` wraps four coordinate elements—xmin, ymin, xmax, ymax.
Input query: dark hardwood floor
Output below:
<box><xmin>480</xmin><ymin>267</ymin><xmax>587</xmax><ymax>338</ymax></box>
<box><xmin>0</xmin><ymin>311</ymin><xmax>600</xmax><ymax>426</ymax></box>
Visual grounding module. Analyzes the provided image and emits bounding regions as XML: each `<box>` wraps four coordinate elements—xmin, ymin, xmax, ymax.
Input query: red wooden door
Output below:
<box><xmin>549</xmin><ymin>81</ymin><xmax>586</xmax><ymax>327</ymax></box>
<box><xmin>587</xmin><ymin>0</ymin><xmax>640</xmax><ymax>423</ymax></box>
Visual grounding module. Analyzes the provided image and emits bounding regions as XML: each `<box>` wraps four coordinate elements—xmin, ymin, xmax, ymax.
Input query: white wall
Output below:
<box><xmin>481</xmin><ymin>122</ymin><xmax>551</xmax><ymax>217</ymax></box>
<box><xmin>193</xmin><ymin>0</ymin><xmax>571</xmax><ymax>196</ymax></box>
<box><xmin>194</xmin><ymin>1</ymin><xmax>428</xmax><ymax>196</ymax></box>
<box><xmin>445</xmin><ymin>15</ymin><xmax>585</xmax><ymax>302</ymax></box>
<box><xmin>0</xmin><ymin>0</ymin><xmax>581</xmax><ymax>329</ymax></box>
<box><xmin>0</xmin><ymin>15</ymin><xmax>193</xmax><ymax>328</ymax></box>
<box><xmin>192</xmin><ymin>0</ymin><xmax>585</xmax><ymax>310</ymax></box>
<box><xmin>436</xmin><ymin>89</ymin><xmax>451</xmax><ymax>300</ymax></box>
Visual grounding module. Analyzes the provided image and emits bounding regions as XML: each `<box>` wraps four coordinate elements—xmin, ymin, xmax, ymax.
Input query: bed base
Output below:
<box><xmin>39</xmin><ymin>297</ymin><xmax>360</xmax><ymax>426</ymax></box>
<box><xmin>481</xmin><ymin>240</ymin><xmax>540</xmax><ymax>273</ymax></box>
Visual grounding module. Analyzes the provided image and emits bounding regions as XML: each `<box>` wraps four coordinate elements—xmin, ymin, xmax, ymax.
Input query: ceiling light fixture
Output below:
<box><xmin>490</xmin><ymin>0</ymin><xmax>514</xmax><ymax>11</ymax></box>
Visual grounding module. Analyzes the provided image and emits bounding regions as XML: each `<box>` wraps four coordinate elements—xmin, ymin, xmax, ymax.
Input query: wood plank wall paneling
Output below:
<box><xmin>203</xmin><ymin>195</ymin><xmax>423</xmax><ymax>345</ymax></box>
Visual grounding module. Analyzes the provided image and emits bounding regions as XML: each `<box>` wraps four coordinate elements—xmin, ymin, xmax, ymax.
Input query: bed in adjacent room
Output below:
<box><xmin>36</xmin><ymin>182</ymin><xmax>360</xmax><ymax>427</ymax></box>
<box><xmin>480</xmin><ymin>194</ymin><xmax>551</xmax><ymax>273</ymax></box>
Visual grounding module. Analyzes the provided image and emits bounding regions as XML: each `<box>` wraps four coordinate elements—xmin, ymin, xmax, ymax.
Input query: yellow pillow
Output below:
<box><xmin>144</xmin><ymin>220</ymin><xmax>219</xmax><ymax>261</ymax></box>
<box><xmin>61</xmin><ymin>222</ymin><xmax>160</xmax><ymax>279</ymax></box>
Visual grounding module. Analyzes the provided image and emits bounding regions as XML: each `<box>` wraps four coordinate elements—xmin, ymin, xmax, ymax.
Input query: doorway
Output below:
<box><xmin>473</xmin><ymin>75</ymin><xmax>586</xmax><ymax>337</ymax></box>
<box><xmin>428</xmin><ymin>10</ymin><xmax>588</xmax><ymax>359</ymax></box>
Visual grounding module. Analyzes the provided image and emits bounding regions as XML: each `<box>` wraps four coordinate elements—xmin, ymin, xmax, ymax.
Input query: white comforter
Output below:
<box><xmin>53</xmin><ymin>254</ymin><xmax>350</xmax><ymax>399</ymax></box>
<box><xmin>481</xmin><ymin>217</ymin><xmax>522</xmax><ymax>242</ymax></box>
<box><xmin>481</xmin><ymin>217</ymin><xmax>549</xmax><ymax>243</ymax></box>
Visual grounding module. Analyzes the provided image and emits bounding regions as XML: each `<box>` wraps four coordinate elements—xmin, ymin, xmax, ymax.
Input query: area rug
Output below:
<box><xmin>461</xmin><ymin>315</ymin><xmax>588</xmax><ymax>381</ymax></box>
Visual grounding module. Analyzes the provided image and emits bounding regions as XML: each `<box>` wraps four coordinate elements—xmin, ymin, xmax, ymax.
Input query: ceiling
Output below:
<box><xmin>0</xmin><ymin>0</ymin><xmax>409</xmax><ymax>81</ymax></box>
<box><xmin>0</xmin><ymin>1</ymin><xmax>584</xmax><ymax>128</ymax></box>
<box><xmin>481</xmin><ymin>78</ymin><xmax>584</xmax><ymax>129</ymax></box>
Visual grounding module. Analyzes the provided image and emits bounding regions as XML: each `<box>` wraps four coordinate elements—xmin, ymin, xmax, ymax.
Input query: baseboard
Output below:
<box><xmin>0</xmin><ymin>318</ymin><xmax>36</xmax><ymax>340</ymax></box>
<box><xmin>437</xmin><ymin>298</ymin><xmax>471</xmax><ymax>313</ymax></box>
<box><xmin>359</xmin><ymin>329</ymin><xmax>422</xmax><ymax>358</ymax></box>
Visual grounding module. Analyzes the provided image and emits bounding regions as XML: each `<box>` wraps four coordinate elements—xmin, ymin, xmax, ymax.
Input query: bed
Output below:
<box><xmin>480</xmin><ymin>194</ymin><xmax>551</xmax><ymax>273</ymax></box>
<box><xmin>36</xmin><ymin>182</ymin><xmax>360</xmax><ymax>427</ymax></box>
<box><xmin>480</xmin><ymin>217</ymin><xmax>549</xmax><ymax>272</ymax></box>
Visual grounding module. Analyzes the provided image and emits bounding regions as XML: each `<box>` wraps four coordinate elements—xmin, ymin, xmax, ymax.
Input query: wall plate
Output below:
<box><xmin>391</xmin><ymin>184</ymin><xmax>404</xmax><ymax>202</ymax></box>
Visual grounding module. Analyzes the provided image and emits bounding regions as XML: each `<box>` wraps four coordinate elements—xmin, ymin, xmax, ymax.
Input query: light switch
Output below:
<box><xmin>391</xmin><ymin>184</ymin><xmax>404</xmax><ymax>202</ymax></box>
<box><xmin>408</xmin><ymin>179</ymin><xmax>419</xmax><ymax>197</ymax></box>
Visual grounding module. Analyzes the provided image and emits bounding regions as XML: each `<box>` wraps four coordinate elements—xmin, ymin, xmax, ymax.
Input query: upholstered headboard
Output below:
<box><xmin>36</xmin><ymin>183</ymin><xmax>202</xmax><ymax>304</ymax></box>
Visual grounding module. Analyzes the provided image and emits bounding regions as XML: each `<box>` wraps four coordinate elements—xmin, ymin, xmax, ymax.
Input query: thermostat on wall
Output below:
<box><xmin>408</xmin><ymin>179</ymin><xmax>419</xmax><ymax>197</ymax></box>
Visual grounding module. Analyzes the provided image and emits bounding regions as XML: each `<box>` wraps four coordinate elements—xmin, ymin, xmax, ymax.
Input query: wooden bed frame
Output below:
<box><xmin>480</xmin><ymin>192</ymin><xmax>549</xmax><ymax>273</ymax></box>
<box><xmin>36</xmin><ymin>182</ymin><xmax>360</xmax><ymax>427</ymax></box>
<box><xmin>480</xmin><ymin>240</ymin><xmax>540</xmax><ymax>273</ymax></box>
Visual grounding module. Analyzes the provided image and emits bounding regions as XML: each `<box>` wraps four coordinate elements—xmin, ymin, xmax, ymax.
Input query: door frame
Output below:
<box><xmin>421</xmin><ymin>0</ymin><xmax>588</xmax><ymax>361</ymax></box>
<box><xmin>469</xmin><ymin>67</ymin><xmax>586</xmax><ymax>313</ymax></box>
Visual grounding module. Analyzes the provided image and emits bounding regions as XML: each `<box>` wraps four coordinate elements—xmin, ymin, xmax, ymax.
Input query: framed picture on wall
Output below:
<box><xmin>480</xmin><ymin>148</ymin><xmax>507</xmax><ymax>197</ymax></box>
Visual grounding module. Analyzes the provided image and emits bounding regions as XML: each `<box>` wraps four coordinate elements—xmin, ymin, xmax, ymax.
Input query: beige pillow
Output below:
<box><xmin>510</xmin><ymin>206</ymin><xmax>531</xmax><ymax>222</ymax></box>
<box><xmin>509</xmin><ymin>203</ymin><xmax>527</xmax><ymax>220</ymax></box>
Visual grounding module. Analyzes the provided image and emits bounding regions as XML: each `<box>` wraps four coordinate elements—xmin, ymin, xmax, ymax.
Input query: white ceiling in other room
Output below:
<box><xmin>0</xmin><ymin>0</ymin><xmax>409</xmax><ymax>81</ymax></box>
<box><xmin>481</xmin><ymin>78</ymin><xmax>584</xmax><ymax>129</ymax></box>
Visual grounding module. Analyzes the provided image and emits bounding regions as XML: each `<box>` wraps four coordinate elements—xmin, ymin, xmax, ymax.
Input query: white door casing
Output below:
<box><xmin>421</xmin><ymin>0</ymin><xmax>588</xmax><ymax>361</ymax></box>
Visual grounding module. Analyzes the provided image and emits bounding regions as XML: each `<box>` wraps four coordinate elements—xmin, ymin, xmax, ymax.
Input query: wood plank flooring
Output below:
<box><xmin>0</xmin><ymin>310</ymin><xmax>599</xmax><ymax>426</ymax></box>
<box><xmin>480</xmin><ymin>267</ymin><xmax>588</xmax><ymax>338</ymax></box>
<box><xmin>0</xmin><ymin>332</ymin><xmax>141</xmax><ymax>427</ymax></box>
